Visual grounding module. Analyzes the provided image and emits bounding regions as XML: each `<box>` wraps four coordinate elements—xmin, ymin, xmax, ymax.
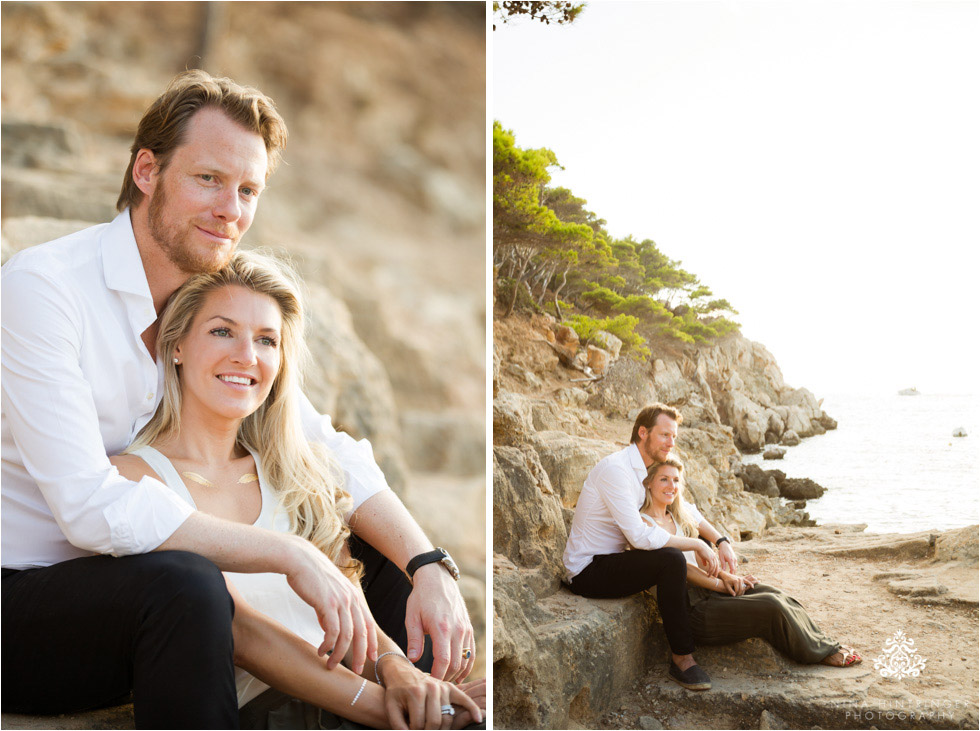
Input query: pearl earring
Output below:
<box><xmin>173</xmin><ymin>357</ymin><xmax>179</xmax><ymax>365</ymax></box>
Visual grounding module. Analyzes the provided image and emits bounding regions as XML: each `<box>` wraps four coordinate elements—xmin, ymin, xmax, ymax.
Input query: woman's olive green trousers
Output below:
<box><xmin>688</xmin><ymin>582</ymin><xmax>840</xmax><ymax>664</ymax></box>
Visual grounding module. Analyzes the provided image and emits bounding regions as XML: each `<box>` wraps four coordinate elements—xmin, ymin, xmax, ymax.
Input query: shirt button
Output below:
<box><xmin>146</xmin><ymin>393</ymin><xmax>154</xmax><ymax>401</ymax></box>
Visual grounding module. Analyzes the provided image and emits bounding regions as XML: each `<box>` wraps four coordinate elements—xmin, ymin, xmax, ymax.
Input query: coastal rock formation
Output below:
<box><xmin>493</xmin><ymin>316</ymin><xmax>826</xmax><ymax>728</ymax></box>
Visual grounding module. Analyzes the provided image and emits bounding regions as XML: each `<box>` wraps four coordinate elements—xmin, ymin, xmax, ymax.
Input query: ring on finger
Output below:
<box><xmin>462</xmin><ymin>647</ymin><xmax>472</xmax><ymax>660</ymax></box>
<box><xmin>441</xmin><ymin>705</ymin><xmax>455</xmax><ymax>716</ymax></box>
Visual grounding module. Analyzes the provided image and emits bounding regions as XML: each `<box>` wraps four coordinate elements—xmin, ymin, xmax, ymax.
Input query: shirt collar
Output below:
<box><xmin>101</xmin><ymin>209</ymin><xmax>154</xmax><ymax>302</ymax></box>
<box><xmin>628</xmin><ymin>442</ymin><xmax>647</xmax><ymax>474</ymax></box>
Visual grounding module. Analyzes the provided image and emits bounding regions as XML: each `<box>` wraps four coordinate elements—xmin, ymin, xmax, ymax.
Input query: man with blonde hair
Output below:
<box><xmin>1</xmin><ymin>70</ymin><xmax>473</xmax><ymax>727</ymax></box>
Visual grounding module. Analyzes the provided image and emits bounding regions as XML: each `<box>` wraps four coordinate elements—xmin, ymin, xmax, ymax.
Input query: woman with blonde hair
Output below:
<box><xmin>641</xmin><ymin>458</ymin><xmax>861</xmax><ymax>668</ymax></box>
<box><xmin>110</xmin><ymin>250</ymin><xmax>483</xmax><ymax>729</ymax></box>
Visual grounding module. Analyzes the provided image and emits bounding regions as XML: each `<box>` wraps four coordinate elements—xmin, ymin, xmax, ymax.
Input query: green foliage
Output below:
<box><xmin>493</xmin><ymin>1</ymin><xmax>585</xmax><ymax>29</ymax></box>
<box><xmin>493</xmin><ymin>123</ymin><xmax>741</xmax><ymax>346</ymax></box>
<box><xmin>568</xmin><ymin>313</ymin><xmax>651</xmax><ymax>360</ymax></box>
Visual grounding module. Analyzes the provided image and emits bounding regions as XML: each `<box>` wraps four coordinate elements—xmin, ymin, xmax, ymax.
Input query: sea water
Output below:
<box><xmin>741</xmin><ymin>393</ymin><xmax>980</xmax><ymax>534</ymax></box>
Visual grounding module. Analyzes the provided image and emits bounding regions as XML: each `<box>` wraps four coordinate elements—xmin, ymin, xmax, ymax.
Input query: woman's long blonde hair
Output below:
<box><xmin>128</xmin><ymin>249</ymin><xmax>359</xmax><ymax>579</ymax></box>
<box><xmin>642</xmin><ymin>457</ymin><xmax>699</xmax><ymax>539</ymax></box>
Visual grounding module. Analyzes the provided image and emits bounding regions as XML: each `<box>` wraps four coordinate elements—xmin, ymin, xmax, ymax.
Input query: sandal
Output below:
<box><xmin>821</xmin><ymin>644</ymin><xmax>862</xmax><ymax>667</ymax></box>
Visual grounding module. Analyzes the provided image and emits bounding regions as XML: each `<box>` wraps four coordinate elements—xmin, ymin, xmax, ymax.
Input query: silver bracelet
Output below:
<box><xmin>374</xmin><ymin>650</ymin><xmax>410</xmax><ymax>687</ymax></box>
<box><xmin>350</xmin><ymin>678</ymin><xmax>367</xmax><ymax>706</ymax></box>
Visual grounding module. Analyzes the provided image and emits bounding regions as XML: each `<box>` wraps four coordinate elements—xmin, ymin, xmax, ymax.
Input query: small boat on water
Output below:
<box><xmin>898</xmin><ymin>387</ymin><xmax>920</xmax><ymax>396</ymax></box>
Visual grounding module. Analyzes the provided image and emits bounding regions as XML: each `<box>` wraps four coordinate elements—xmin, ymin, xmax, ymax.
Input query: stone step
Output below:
<box><xmin>1</xmin><ymin>703</ymin><xmax>133</xmax><ymax>730</ymax></box>
<box><xmin>494</xmin><ymin>566</ymin><xmax>665</xmax><ymax>730</ymax></box>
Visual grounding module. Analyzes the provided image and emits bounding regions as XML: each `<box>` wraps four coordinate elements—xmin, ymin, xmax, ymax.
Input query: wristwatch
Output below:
<box><xmin>405</xmin><ymin>547</ymin><xmax>460</xmax><ymax>582</ymax></box>
<box><xmin>715</xmin><ymin>536</ymin><xmax>731</xmax><ymax>548</ymax></box>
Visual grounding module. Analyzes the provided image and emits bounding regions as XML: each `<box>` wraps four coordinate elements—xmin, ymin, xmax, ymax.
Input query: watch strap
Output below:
<box><xmin>405</xmin><ymin>549</ymin><xmax>448</xmax><ymax>579</ymax></box>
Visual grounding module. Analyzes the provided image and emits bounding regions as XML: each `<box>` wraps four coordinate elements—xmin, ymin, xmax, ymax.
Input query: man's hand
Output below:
<box><xmin>380</xmin><ymin>654</ymin><xmax>482</xmax><ymax>730</ymax></box>
<box><xmin>405</xmin><ymin>563</ymin><xmax>475</xmax><ymax>682</ymax></box>
<box><xmin>283</xmin><ymin>535</ymin><xmax>378</xmax><ymax>674</ymax></box>
<box><xmin>694</xmin><ymin>542</ymin><xmax>720</xmax><ymax>577</ymax></box>
<box><xmin>718</xmin><ymin>540</ymin><xmax>738</xmax><ymax>574</ymax></box>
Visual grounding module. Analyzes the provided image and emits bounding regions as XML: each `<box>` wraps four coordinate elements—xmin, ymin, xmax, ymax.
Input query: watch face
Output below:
<box><xmin>440</xmin><ymin>555</ymin><xmax>460</xmax><ymax>581</ymax></box>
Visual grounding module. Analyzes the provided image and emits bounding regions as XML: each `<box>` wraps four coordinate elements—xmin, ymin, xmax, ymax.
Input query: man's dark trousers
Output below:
<box><xmin>2</xmin><ymin>540</ymin><xmax>431</xmax><ymax>729</ymax></box>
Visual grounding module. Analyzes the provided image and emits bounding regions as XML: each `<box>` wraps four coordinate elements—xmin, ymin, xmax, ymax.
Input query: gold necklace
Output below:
<box><xmin>181</xmin><ymin>471</ymin><xmax>258</xmax><ymax>489</ymax></box>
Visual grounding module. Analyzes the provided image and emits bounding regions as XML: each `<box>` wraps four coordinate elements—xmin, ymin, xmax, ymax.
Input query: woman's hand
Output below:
<box><xmin>718</xmin><ymin>571</ymin><xmax>747</xmax><ymax>596</ymax></box>
<box><xmin>380</xmin><ymin>656</ymin><xmax>483</xmax><ymax>729</ymax></box>
<box><xmin>451</xmin><ymin>678</ymin><xmax>487</xmax><ymax>730</ymax></box>
<box><xmin>741</xmin><ymin>573</ymin><xmax>758</xmax><ymax>589</ymax></box>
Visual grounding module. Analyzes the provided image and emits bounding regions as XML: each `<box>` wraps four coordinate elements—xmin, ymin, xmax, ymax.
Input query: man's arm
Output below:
<box><xmin>592</xmin><ymin>465</ymin><xmax>719</xmax><ymax>573</ymax></box>
<box><xmin>297</xmin><ymin>393</ymin><xmax>475</xmax><ymax>682</ymax></box>
<box><xmin>1</xmin><ymin>268</ymin><xmax>193</xmax><ymax>555</ymax></box>
<box><xmin>350</xmin><ymin>490</ymin><xmax>474</xmax><ymax>682</ymax></box>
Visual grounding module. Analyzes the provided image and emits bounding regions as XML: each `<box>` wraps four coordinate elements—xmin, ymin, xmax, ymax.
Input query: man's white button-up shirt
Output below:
<box><xmin>562</xmin><ymin>443</ymin><xmax>704</xmax><ymax>581</ymax></box>
<box><xmin>1</xmin><ymin>210</ymin><xmax>388</xmax><ymax>569</ymax></box>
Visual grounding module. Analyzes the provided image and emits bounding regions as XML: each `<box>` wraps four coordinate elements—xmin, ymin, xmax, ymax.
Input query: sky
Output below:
<box><xmin>494</xmin><ymin>0</ymin><xmax>980</xmax><ymax>397</ymax></box>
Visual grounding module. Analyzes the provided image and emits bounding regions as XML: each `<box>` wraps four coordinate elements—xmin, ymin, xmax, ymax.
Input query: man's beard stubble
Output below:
<box><xmin>148</xmin><ymin>177</ymin><xmax>238</xmax><ymax>275</ymax></box>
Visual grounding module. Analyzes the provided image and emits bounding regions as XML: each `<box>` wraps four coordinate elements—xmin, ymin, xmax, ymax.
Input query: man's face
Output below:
<box><xmin>147</xmin><ymin>107</ymin><xmax>268</xmax><ymax>274</ymax></box>
<box><xmin>637</xmin><ymin>414</ymin><xmax>678</xmax><ymax>465</ymax></box>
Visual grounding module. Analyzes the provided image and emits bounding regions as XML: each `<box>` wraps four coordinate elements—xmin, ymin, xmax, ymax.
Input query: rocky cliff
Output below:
<box><xmin>492</xmin><ymin>314</ymin><xmax>842</xmax><ymax>728</ymax></box>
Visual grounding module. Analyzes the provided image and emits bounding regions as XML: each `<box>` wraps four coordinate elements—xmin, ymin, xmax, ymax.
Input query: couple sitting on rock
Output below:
<box><xmin>562</xmin><ymin>404</ymin><xmax>860</xmax><ymax>691</ymax></box>
<box><xmin>2</xmin><ymin>71</ymin><xmax>483</xmax><ymax>729</ymax></box>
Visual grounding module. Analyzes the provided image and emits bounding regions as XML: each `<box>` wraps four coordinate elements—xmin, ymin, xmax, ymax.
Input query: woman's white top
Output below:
<box><xmin>131</xmin><ymin>445</ymin><xmax>324</xmax><ymax>707</ymax></box>
<box><xmin>639</xmin><ymin>513</ymin><xmax>697</xmax><ymax>566</ymax></box>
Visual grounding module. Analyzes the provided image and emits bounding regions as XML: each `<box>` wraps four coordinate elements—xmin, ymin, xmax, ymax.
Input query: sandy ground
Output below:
<box><xmin>596</xmin><ymin>524</ymin><xmax>979</xmax><ymax>730</ymax></box>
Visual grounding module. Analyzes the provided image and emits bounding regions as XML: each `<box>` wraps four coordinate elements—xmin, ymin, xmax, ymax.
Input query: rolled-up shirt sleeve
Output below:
<box><xmin>1</xmin><ymin>269</ymin><xmax>194</xmax><ymax>556</ymax></box>
<box><xmin>297</xmin><ymin>391</ymin><xmax>389</xmax><ymax>510</ymax></box>
<box><xmin>592</xmin><ymin>460</ymin><xmax>671</xmax><ymax>550</ymax></box>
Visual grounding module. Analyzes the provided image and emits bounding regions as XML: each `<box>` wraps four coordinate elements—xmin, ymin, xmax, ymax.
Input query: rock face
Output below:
<box><xmin>493</xmin><ymin>318</ymin><xmax>831</xmax><ymax>728</ymax></box>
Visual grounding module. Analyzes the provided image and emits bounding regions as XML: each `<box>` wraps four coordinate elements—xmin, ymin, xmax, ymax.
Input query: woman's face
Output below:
<box><xmin>647</xmin><ymin>465</ymin><xmax>682</xmax><ymax>508</ymax></box>
<box><xmin>174</xmin><ymin>284</ymin><xmax>283</xmax><ymax>421</ymax></box>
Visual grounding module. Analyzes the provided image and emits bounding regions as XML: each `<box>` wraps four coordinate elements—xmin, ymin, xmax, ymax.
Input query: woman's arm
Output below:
<box><xmin>686</xmin><ymin>563</ymin><xmax>758</xmax><ymax>596</ymax></box>
<box><xmin>686</xmin><ymin>563</ymin><xmax>726</xmax><ymax>592</ymax></box>
<box><xmin>228</xmin><ymin>577</ymin><xmax>389</xmax><ymax>728</ymax></box>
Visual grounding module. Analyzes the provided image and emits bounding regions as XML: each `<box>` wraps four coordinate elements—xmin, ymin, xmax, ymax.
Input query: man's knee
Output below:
<box><xmin>656</xmin><ymin>546</ymin><xmax>688</xmax><ymax>575</ymax></box>
<box><xmin>135</xmin><ymin>551</ymin><xmax>233</xmax><ymax>628</ymax></box>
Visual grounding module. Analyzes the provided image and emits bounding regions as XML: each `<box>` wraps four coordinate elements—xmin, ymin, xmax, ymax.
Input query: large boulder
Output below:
<box><xmin>493</xmin><ymin>390</ymin><xmax>534</xmax><ymax>447</ymax></box>
<box><xmin>779</xmin><ymin>477</ymin><xmax>826</xmax><ymax>500</ymax></box>
<box><xmin>934</xmin><ymin>525</ymin><xmax>979</xmax><ymax>562</ymax></box>
<box><xmin>727</xmin><ymin>391</ymin><xmax>769</xmax><ymax>451</ymax></box>
<box><xmin>588</xmin><ymin>357</ymin><xmax>660</xmax><ymax>419</ymax></box>
<box><xmin>586</xmin><ymin>344</ymin><xmax>611</xmax><ymax>376</ymax></box>
<box><xmin>592</xmin><ymin>330</ymin><xmax>622</xmax><ymax>359</ymax></box>
<box><xmin>737</xmin><ymin>464</ymin><xmax>780</xmax><ymax>497</ymax></box>
<box><xmin>780</xmin><ymin>429</ymin><xmax>801</xmax><ymax>446</ymax></box>
<box><xmin>492</xmin><ymin>446</ymin><xmax>566</xmax><ymax>581</ymax></box>
<box><xmin>529</xmin><ymin>431</ymin><xmax>617</xmax><ymax>508</ymax></box>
